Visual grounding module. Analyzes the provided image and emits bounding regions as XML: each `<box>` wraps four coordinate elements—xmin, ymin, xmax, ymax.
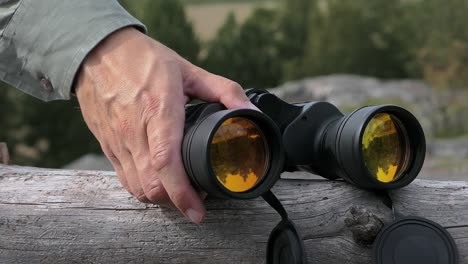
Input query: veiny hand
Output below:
<box><xmin>75</xmin><ymin>27</ymin><xmax>257</xmax><ymax>223</ymax></box>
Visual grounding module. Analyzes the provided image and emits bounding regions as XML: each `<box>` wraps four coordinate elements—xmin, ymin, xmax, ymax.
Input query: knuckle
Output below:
<box><xmin>144</xmin><ymin>179</ymin><xmax>167</xmax><ymax>204</ymax></box>
<box><xmin>225</xmin><ymin>81</ymin><xmax>243</xmax><ymax>94</ymax></box>
<box><xmin>142</xmin><ymin>96</ymin><xmax>163</xmax><ymax>121</ymax></box>
<box><xmin>135</xmin><ymin>193</ymin><xmax>149</xmax><ymax>203</ymax></box>
<box><xmin>126</xmin><ymin>184</ymin><xmax>148</xmax><ymax>203</ymax></box>
<box><xmin>114</xmin><ymin>171</ymin><xmax>129</xmax><ymax>188</ymax></box>
<box><xmin>101</xmin><ymin>146</ymin><xmax>122</xmax><ymax>167</ymax></box>
<box><xmin>221</xmin><ymin>81</ymin><xmax>247</xmax><ymax>104</ymax></box>
<box><xmin>99</xmin><ymin>143</ymin><xmax>112</xmax><ymax>156</ymax></box>
<box><xmin>150</xmin><ymin>141</ymin><xmax>174</xmax><ymax>172</ymax></box>
<box><xmin>106</xmin><ymin>152</ymin><xmax>119</xmax><ymax>164</ymax></box>
<box><xmin>119</xmin><ymin>119</ymin><xmax>135</xmax><ymax>139</ymax></box>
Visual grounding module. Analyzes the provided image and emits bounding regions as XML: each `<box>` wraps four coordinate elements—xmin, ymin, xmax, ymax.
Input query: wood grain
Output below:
<box><xmin>0</xmin><ymin>165</ymin><xmax>467</xmax><ymax>263</ymax></box>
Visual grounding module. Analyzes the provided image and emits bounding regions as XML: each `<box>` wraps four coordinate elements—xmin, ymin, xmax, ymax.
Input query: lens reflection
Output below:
<box><xmin>362</xmin><ymin>113</ymin><xmax>410</xmax><ymax>183</ymax></box>
<box><xmin>210</xmin><ymin>117</ymin><xmax>269</xmax><ymax>192</ymax></box>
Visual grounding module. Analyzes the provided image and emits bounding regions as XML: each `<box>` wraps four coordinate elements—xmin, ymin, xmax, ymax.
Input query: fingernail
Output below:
<box><xmin>186</xmin><ymin>208</ymin><xmax>204</xmax><ymax>224</ymax></box>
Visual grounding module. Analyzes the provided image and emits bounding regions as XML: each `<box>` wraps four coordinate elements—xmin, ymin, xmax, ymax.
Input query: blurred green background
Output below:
<box><xmin>1</xmin><ymin>0</ymin><xmax>468</xmax><ymax>169</ymax></box>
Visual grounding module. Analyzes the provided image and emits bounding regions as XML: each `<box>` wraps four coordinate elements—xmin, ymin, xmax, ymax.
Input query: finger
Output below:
<box><xmin>103</xmin><ymin>148</ymin><xmax>129</xmax><ymax>190</ymax></box>
<box><xmin>118</xmin><ymin>147</ymin><xmax>150</xmax><ymax>203</ymax></box>
<box><xmin>99</xmin><ymin>142</ymin><xmax>129</xmax><ymax>189</ymax></box>
<box><xmin>98</xmin><ymin>129</ymin><xmax>148</xmax><ymax>202</ymax></box>
<box><xmin>146</xmin><ymin>70</ymin><xmax>206</xmax><ymax>223</ymax></box>
<box><xmin>146</xmin><ymin>106</ymin><xmax>206</xmax><ymax>223</ymax></box>
<box><xmin>182</xmin><ymin>64</ymin><xmax>258</xmax><ymax>110</ymax></box>
<box><xmin>127</xmin><ymin>121</ymin><xmax>174</xmax><ymax>208</ymax></box>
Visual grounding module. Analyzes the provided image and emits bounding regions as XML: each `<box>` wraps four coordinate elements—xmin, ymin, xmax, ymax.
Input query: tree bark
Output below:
<box><xmin>0</xmin><ymin>165</ymin><xmax>467</xmax><ymax>264</ymax></box>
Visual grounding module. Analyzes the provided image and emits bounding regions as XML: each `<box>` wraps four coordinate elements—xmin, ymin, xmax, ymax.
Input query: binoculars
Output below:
<box><xmin>182</xmin><ymin>89</ymin><xmax>426</xmax><ymax>199</ymax></box>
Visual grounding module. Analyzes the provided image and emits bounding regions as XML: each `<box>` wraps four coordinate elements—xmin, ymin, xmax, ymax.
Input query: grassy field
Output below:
<box><xmin>185</xmin><ymin>1</ymin><xmax>276</xmax><ymax>41</ymax></box>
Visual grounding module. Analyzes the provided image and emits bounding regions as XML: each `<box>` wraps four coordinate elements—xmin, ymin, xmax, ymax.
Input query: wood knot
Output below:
<box><xmin>344</xmin><ymin>206</ymin><xmax>384</xmax><ymax>245</ymax></box>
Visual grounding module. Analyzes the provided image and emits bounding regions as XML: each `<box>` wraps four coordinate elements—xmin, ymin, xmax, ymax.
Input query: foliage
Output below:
<box><xmin>0</xmin><ymin>86</ymin><xmax>12</xmax><ymax>140</ymax></box>
<box><xmin>276</xmin><ymin>0</ymin><xmax>313</xmax><ymax>79</ymax></box>
<box><xmin>201</xmin><ymin>13</ymin><xmax>239</xmax><ymax>81</ymax></box>
<box><xmin>1</xmin><ymin>85</ymin><xmax>100</xmax><ymax>167</ymax></box>
<box><xmin>120</xmin><ymin>0</ymin><xmax>200</xmax><ymax>62</ymax></box>
<box><xmin>202</xmin><ymin>9</ymin><xmax>282</xmax><ymax>88</ymax></box>
<box><xmin>401</xmin><ymin>0</ymin><xmax>468</xmax><ymax>90</ymax></box>
<box><xmin>287</xmin><ymin>0</ymin><xmax>411</xmax><ymax>80</ymax></box>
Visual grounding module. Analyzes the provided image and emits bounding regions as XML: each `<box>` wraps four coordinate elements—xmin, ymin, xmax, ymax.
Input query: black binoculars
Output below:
<box><xmin>182</xmin><ymin>89</ymin><xmax>426</xmax><ymax>199</ymax></box>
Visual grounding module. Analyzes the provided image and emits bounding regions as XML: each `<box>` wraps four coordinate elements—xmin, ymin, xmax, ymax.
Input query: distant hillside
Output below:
<box><xmin>185</xmin><ymin>1</ymin><xmax>276</xmax><ymax>41</ymax></box>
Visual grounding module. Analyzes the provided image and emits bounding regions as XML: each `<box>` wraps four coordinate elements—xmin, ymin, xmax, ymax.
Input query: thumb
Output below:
<box><xmin>183</xmin><ymin>64</ymin><xmax>259</xmax><ymax>110</ymax></box>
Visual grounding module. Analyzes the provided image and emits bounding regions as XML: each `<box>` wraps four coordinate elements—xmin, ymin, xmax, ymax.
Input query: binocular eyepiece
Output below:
<box><xmin>182</xmin><ymin>89</ymin><xmax>426</xmax><ymax>198</ymax></box>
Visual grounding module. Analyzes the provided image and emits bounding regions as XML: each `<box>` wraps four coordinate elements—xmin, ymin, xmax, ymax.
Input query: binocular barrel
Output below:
<box><xmin>181</xmin><ymin>89</ymin><xmax>426</xmax><ymax>199</ymax></box>
<box><xmin>247</xmin><ymin>89</ymin><xmax>426</xmax><ymax>190</ymax></box>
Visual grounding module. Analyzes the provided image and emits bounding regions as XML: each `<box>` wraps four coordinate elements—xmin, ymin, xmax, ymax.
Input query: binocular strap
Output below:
<box><xmin>259</xmin><ymin>189</ymin><xmax>458</xmax><ymax>264</ymax></box>
<box><xmin>262</xmin><ymin>191</ymin><xmax>307</xmax><ymax>264</ymax></box>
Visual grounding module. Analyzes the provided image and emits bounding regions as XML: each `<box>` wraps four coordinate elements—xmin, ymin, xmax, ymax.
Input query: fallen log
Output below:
<box><xmin>0</xmin><ymin>165</ymin><xmax>467</xmax><ymax>263</ymax></box>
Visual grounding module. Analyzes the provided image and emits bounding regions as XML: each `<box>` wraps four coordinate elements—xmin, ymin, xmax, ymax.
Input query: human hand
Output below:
<box><xmin>75</xmin><ymin>27</ymin><xmax>257</xmax><ymax>223</ymax></box>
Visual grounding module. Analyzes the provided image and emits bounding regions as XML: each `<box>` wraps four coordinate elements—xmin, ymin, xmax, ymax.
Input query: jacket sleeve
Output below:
<box><xmin>0</xmin><ymin>0</ymin><xmax>146</xmax><ymax>101</ymax></box>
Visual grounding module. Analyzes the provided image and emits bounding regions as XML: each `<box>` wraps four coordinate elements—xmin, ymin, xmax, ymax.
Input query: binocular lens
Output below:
<box><xmin>362</xmin><ymin>113</ymin><xmax>410</xmax><ymax>183</ymax></box>
<box><xmin>210</xmin><ymin>117</ymin><xmax>270</xmax><ymax>192</ymax></box>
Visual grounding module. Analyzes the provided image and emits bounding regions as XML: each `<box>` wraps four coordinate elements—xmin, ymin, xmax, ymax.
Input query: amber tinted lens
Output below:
<box><xmin>210</xmin><ymin>117</ymin><xmax>269</xmax><ymax>192</ymax></box>
<box><xmin>362</xmin><ymin>113</ymin><xmax>410</xmax><ymax>183</ymax></box>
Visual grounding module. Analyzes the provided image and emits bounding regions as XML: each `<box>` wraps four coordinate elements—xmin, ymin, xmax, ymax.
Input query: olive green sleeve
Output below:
<box><xmin>0</xmin><ymin>0</ymin><xmax>146</xmax><ymax>101</ymax></box>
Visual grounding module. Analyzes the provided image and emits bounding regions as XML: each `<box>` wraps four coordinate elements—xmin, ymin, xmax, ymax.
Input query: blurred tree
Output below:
<box><xmin>0</xmin><ymin>81</ymin><xmax>101</xmax><ymax>167</ymax></box>
<box><xmin>235</xmin><ymin>8</ymin><xmax>282</xmax><ymax>87</ymax></box>
<box><xmin>290</xmin><ymin>0</ymin><xmax>410</xmax><ymax>79</ymax></box>
<box><xmin>277</xmin><ymin>0</ymin><xmax>312</xmax><ymax>59</ymax></box>
<box><xmin>203</xmin><ymin>8</ymin><xmax>282</xmax><ymax>88</ymax></box>
<box><xmin>400</xmin><ymin>0</ymin><xmax>468</xmax><ymax>137</ymax></box>
<box><xmin>5</xmin><ymin>89</ymin><xmax>100</xmax><ymax>167</ymax></box>
<box><xmin>202</xmin><ymin>12</ymin><xmax>240</xmax><ymax>81</ymax></box>
<box><xmin>0</xmin><ymin>84</ymin><xmax>16</xmax><ymax>146</ymax></box>
<box><xmin>120</xmin><ymin>0</ymin><xmax>200</xmax><ymax>63</ymax></box>
<box><xmin>277</xmin><ymin>0</ymin><xmax>314</xmax><ymax>80</ymax></box>
<box><xmin>402</xmin><ymin>0</ymin><xmax>468</xmax><ymax>89</ymax></box>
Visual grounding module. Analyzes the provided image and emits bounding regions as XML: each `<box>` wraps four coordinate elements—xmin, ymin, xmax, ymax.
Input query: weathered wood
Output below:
<box><xmin>0</xmin><ymin>165</ymin><xmax>467</xmax><ymax>264</ymax></box>
<box><xmin>0</xmin><ymin>143</ymin><xmax>9</xmax><ymax>165</ymax></box>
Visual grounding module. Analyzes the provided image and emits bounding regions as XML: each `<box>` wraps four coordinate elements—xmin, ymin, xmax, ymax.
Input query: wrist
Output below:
<box><xmin>74</xmin><ymin>27</ymin><xmax>145</xmax><ymax>95</ymax></box>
